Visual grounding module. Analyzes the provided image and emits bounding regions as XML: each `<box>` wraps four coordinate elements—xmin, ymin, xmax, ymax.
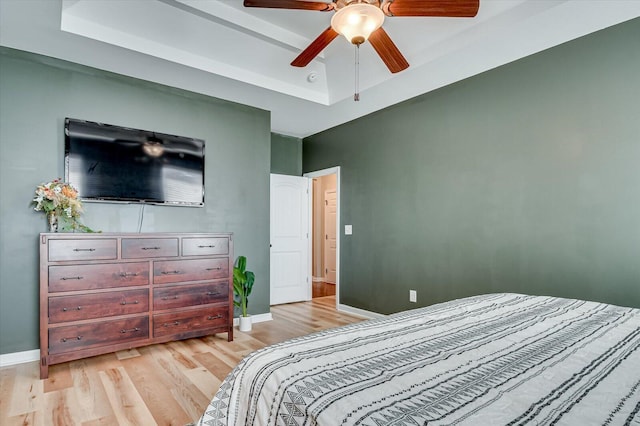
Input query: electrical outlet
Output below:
<box><xmin>409</xmin><ymin>290</ymin><xmax>417</xmax><ymax>303</ymax></box>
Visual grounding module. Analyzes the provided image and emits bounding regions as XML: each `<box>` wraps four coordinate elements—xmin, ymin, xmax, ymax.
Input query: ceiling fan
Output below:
<box><xmin>243</xmin><ymin>0</ymin><xmax>480</xmax><ymax>74</ymax></box>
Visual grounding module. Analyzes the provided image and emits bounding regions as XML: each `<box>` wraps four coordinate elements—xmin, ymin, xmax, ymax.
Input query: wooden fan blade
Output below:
<box><xmin>382</xmin><ymin>0</ymin><xmax>479</xmax><ymax>17</ymax></box>
<box><xmin>368</xmin><ymin>28</ymin><xmax>409</xmax><ymax>73</ymax></box>
<box><xmin>291</xmin><ymin>27</ymin><xmax>339</xmax><ymax>67</ymax></box>
<box><xmin>244</xmin><ymin>0</ymin><xmax>334</xmax><ymax>12</ymax></box>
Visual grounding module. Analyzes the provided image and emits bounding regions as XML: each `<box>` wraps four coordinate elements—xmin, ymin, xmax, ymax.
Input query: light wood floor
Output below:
<box><xmin>0</xmin><ymin>296</ymin><xmax>363</xmax><ymax>426</ymax></box>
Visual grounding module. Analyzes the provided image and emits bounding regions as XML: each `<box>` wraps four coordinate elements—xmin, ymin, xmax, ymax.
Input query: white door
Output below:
<box><xmin>270</xmin><ymin>174</ymin><xmax>311</xmax><ymax>305</ymax></box>
<box><xmin>323</xmin><ymin>190</ymin><xmax>337</xmax><ymax>284</ymax></box>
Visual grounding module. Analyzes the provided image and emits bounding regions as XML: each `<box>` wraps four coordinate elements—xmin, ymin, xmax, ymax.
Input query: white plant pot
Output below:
<box><xmin>239</xmin><ymin>315</ymin><xmax>252</xmax><ymax>332</ymax></box>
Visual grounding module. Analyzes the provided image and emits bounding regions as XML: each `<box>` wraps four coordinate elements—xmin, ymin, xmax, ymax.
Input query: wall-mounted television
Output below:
<box><xmin>65</xmin><ymin>118</ymin><xmax>205</xmax><ymax>207</ymax></box>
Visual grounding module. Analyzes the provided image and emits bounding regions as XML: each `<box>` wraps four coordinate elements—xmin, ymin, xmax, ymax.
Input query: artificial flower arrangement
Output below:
<box><xmin>32</xmin><ymin>178</ymin><xmax>96</xmax><ymax>232</ymax></box>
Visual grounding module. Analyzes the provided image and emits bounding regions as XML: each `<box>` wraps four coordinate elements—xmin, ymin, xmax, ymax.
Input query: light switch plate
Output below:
<box><xmin>345</xmin><ymin>225</ymin><xmax>352</xmax><ymax>235</ymax></box>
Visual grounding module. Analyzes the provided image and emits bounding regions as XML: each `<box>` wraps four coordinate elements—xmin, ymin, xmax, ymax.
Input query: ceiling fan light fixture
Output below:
<box><xmin>331</xmin><ymin>3</ymin><xmax>384</xmax><ymax>45</ymax></box>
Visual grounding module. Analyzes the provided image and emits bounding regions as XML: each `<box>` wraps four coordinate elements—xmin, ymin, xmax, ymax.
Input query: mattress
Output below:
<box><xmin>196</xmin><ymin>293</ymin><xmax>640</xmax><ymax>425</ymax></box>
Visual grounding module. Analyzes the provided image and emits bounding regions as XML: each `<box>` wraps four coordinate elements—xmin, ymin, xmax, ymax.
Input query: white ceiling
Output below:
<box><xmin>1</xmin><ymin>0</ymin><xmax>639</xmax><ymax>137</ymax></box>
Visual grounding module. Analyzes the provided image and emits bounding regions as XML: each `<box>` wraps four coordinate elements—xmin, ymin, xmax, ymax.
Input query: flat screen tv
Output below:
<box><xmin>65</xmin><ymin>118</ymin><xmax>205</xmax><ymax>206</ymax></box>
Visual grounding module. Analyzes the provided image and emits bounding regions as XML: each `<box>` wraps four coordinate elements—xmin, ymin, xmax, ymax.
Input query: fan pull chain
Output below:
<box><xmin>354</xmin><ymin>44</ymin><xmax>360</xmax><ymax>102</ymax></box>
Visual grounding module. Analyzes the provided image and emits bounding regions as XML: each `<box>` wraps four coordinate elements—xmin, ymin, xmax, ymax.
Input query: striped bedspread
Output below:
<box><xmin>197</xmin><ymin>293</ymin><xmax>640</xmax><ymax>425</ymax></box>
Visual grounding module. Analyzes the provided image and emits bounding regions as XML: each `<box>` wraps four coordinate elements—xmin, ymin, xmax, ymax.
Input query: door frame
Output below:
<box><xmin>304</xmin><ymin>166</ymin><xmax>340</xmax><ymax>308</ymax></box>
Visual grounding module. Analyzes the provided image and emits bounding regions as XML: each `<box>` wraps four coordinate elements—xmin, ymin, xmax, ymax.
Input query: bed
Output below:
<box><xmin>196</xmin><ymin>293</ymin><xmax>640</xmax><ymax>425</ymax></box>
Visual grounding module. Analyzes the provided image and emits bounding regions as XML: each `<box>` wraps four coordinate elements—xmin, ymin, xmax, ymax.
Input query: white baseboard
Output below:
<box><xmin>312</xmin><ymin>276</ymin><xmax>325</xmax><ymax>282</ymax></box>
<box><xmin>233</xmin><ymin>312</ymin><xmax>273</xmax><ymax>326</ymax></box>
<box><xmin>337</xmin><ymin>304</ymin><xmax>386</xmax><ymax>319</ymax></box>
<box><xmin>0</xmin><ymin>349</ymin><xmax>39</xmax><ymax>367</ymax></box>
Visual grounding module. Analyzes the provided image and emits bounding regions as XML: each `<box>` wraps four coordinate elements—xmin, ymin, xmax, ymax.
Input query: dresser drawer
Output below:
<box><xmin>49</xmin><ymin>316</ymin><xmax>149</xmax><ymax>354</ymax></box>
<box><xmin>182</xmin><ymin>237</ymin><xmax>229</xmax><ymax>256</ymax></box>
<box><xmin>154</xmin><ymin>282</ymin><xmax>228</xmax><ymax>310</ymax></box>
<box><xmin>49</xmin><ymin>262</ymin><xmax>149</xmax><ymax>292</ymax></box>
<box><xmin>48</xmin><ymin>239</ymin><xmax>117</xmax><ymax>262</ymax></box>
<box><xmin>49</xmin><ymin>289</ymin><xmax>149</xmax><ymax>323</ymax></box>
<box><xmin>153</xmin><ymin>258</ymin><xmax>228</xmax><ymax>284</ymax></box>
<box><xmin>122</xmin><ymin>238</ymin><xmax>178</xmax><ymax>259</ymax></box>
<box><xmin>153</xmin><ymin>307</ymin><xmax>227</xmax><ymax>338</ymax></box>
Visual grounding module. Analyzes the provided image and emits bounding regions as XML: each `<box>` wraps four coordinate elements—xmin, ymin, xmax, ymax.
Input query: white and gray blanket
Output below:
<box><xmin>197</xmin><ymin>293</ymin><xmax>640</xmax><ymax>425</ymax></box>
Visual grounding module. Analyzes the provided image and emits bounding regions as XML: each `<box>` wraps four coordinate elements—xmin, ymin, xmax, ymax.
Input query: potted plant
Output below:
<box><xmin>233</xmin><ymin>255</ymin><xmax>255</xmax><ymax>331</ymax></box>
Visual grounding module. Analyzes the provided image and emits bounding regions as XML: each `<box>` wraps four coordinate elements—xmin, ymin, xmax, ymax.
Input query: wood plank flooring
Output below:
<box><xmin>312</xmin><ymin>281</ymin><xmax>336</xmax><ymax>298</ymax></box>
<box><xmin>0</xmin><ymin>296</ymin><xmax>363</xmax><ymax>426</ymax></box>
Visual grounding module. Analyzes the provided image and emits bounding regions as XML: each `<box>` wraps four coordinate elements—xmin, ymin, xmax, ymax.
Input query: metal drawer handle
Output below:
<box><xmin>120</xmin><ymin>300</ymin><xmax>139</xmax><ymax>305</ymax></box>
<box><xmin>163</xmin><ymin>321</ymin><xmax>180</xmax><ymax>327</ymax></box>
<box><xmin>161</xmin><ymin>296</ymin><xmax>179</xmax><ymax>300</ymax></box>
<box><xmin>206</xmin><ymin>267</ymin><xmax>222</xmax><ymax>271</ymax></box>
<box><xmin>62</xmin><ymin>306</ymin><xmax>82</xmax><ymax>312</ymax></box>
<box><xmin>141</xmin><ymin>247</ymin><xmax>160</xmax><ymax>250</ymax></box>
<box><xmin>61</xmin><ymin>336</ymin><xmax>82</xmax><ymax>342</ymax></box>
<box><xmin>120</xmin><ymin>327</ymin><xmax>140</xmax><ymax>334</ymax></box>
<box><xmin>207</xmin><ymin>314</ymin><xmax>223</xmax><ymax>320</ymax></box>
<box><xmin>119</xmin><ymin>272</ymin><xmax>139</xmax><ymax>278</ymax></box>
<box><xmin>206</xmin><ymin>291</ymin><xmax>219</xmax><ymax>296</ymax></box>
<box><xmin>60</xmin><ymin>276</ymin><xmax>83</xmax><ymax>281</ymax></box>
<box><xmin>161</xmin><ymin>270</ymin><xmax>181</xmax><ymax>275</ymax></box>
<box><xmin>73</xmin><ymin>248</ymin><xmax>95</xmax><ymax>252</ymax></box>
<box><xmin>198</xmin><ymin>244</ymin><xmax>216</xmax><ymax>248</ymax></box>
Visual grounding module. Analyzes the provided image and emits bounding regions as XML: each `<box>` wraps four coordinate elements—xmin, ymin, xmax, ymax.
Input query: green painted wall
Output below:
<box><xmin>271</xmin><ymin>133</ymin><xmax>302</xmax><ymax>176</ymax></box>
<box><xmin>0</xmin><ymin>48</ymin><xmax>271</xmax><ymax>355</ymax></box>
<box><xmin>303</xmin><ymin>18</ymin><xmax>640</xmax><ymax>314</ymax></box>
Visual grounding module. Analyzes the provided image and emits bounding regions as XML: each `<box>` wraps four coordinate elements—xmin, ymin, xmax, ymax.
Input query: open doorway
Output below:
<box><xmin>304</xmin><ymin>167</ymin><xmax>340</xmax><ymax>308</ymax></box>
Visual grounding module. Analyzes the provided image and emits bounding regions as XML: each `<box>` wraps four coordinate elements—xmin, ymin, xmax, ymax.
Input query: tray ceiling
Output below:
<box><xmin>1</xmin><ymin>0</ymin><xmax>639</xmax><ymax>137</ymax></box>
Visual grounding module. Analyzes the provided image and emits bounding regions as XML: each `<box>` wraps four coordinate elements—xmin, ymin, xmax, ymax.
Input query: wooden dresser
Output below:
<box><xmin>39</xmin><ymin>232</ymin><xmax>233</xmax><ymax>379</ymax></box>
